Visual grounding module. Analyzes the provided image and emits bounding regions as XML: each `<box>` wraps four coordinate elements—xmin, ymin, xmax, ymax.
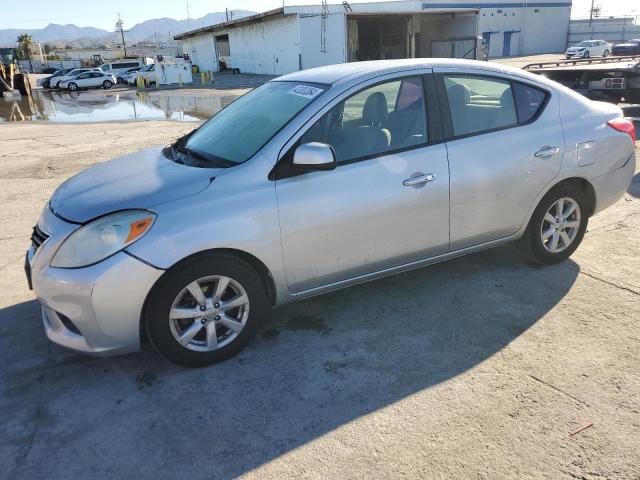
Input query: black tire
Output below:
<box><xmin>603</xmin><ymin>49</ymin><xmax>609</xmax><ymax>57</ymax></box>
<box><xmin>145</xmin><ymin>253</ymin><xmax>269</xmax><ymax>367</ymax></box>
<box><xmin>517</xmin><ymin>184</ymin><xmax>589</xmax><ymax>265</ymax></box>
<box><xmin>583</xmin><ymin>50</ymin><xmax>590</xmax><ymax>59</ymax></box>
<box><xmin>68</xmin><ymin>82</ymin><xmax>77</xmax><ymax>91</ymax></box>
<box><xmin>102</xmin><ymin>80</ymin><xmax>112</xmax><ymax>89</ymax></box>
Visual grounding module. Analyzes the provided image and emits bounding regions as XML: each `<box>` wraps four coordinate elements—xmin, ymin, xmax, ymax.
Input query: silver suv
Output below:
<box><xmin>26</xmin><ymin>59</ymin><xmax>636</xmax><ymax>366</ymax></box>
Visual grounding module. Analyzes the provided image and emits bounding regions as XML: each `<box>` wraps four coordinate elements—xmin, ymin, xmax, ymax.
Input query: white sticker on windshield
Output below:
<box><xmin>287</xmin><ymin>85</ymin><xmax>323</xmax><ymax>99</ymax></box>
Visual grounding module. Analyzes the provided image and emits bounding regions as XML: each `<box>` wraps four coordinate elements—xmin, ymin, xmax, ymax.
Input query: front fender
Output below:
<box><xmin>125</xmin><ymin>158</ymin><xmax>290</xmax><ymax>304</ymax></box>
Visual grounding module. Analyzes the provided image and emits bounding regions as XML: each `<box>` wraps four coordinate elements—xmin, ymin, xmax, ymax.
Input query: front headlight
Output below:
<box><xmin>51</xmin><ymin>210</ymin><xmax>156</xmax><ymax>268</ymax></box>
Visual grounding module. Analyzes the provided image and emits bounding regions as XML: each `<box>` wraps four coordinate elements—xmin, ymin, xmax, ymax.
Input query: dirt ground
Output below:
<box><xmin>0</xmin><ymin>121</ymin><xmax>639</xmax><ymax>480</ymax></box>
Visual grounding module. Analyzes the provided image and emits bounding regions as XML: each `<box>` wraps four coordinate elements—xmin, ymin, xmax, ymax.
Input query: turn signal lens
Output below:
<box><xmin>126</xmin><ymin>217</ymin><xmax>154</xmax><ymax>243</ymax></box>
<box><xmin>607</xmin><ymin>118</ymin><xmax>636</xmax><ymax>145</ymax></box>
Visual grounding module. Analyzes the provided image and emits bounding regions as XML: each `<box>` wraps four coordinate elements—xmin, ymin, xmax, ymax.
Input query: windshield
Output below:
<box><xmin>184</xmin><ymin>81</ymin><xmax>327</xmax><ymax>165</ymax></box>
<box><xmin>575</xmin><ymin>41</ymin><xmax>591</xmax><ymax>47</ymax></box>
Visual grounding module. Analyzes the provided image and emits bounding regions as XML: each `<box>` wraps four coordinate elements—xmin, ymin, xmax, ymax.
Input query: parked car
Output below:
<box><xmin>565</xmin><ymin>40</ymin><xmax>610</xmax><ymax>58</ymax></box>
<box><xmin>126</xmin><ymin>63</ymin><xmax>157</xmax><ymax>85</ymax></box>
<box><xmin>612</xmin><ymin>39</ymin><xmax>640</xmax><ymax>56</ymax></box>
<box><xmin>116</xmin><ymin>67</ymin><xmax>141</xmax><ymax>84</ymax></box>
<box><xmin>41</xmin><ymin>68</ymin><xmax>74</xmax><ymax>89</ymax></box>
<box><xmin>50</xmin><ymin>68</ymin><xmax>103</xmax><ymax>89</ymax></box>
<box><xmin>99</xmin><ymin>59</ymin><xmax>146</xmax><ymax>76</ymax></box>
<box><xmin>26</xmin><ymin>59</ymin><xmax>636</xmax><ymax>367</ymax></box>
<box><xmin>58</xmin><ymin>71</ymin><xmax>117</xmax><ymax>90</ymax></box>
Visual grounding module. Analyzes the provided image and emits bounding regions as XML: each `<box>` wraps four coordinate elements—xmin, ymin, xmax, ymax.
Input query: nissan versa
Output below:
<box><xmin>26</xmin><ymin>59</ymin><xmax>636</xmax><ymax>367</ymax></box>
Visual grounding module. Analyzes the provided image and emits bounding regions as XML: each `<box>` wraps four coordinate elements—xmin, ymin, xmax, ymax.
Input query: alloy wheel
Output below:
<box><xmin>540</xmin><ymin>197</ymin><xmax>581</xmax><ymax>254</ymax></box>
<box><xmin>169</xmin><ymin>275</ymin><xmax>250</xmax><ymax>352</ymax></box>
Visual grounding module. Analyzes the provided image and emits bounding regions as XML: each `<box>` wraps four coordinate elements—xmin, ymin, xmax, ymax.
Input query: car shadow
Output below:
<box><xmin>0</xmin><ymin>245</ymin><xmax>580</xmax><ymax>479</ymax></box>
<box><xmin>627</xmin><ymin>171</ymin><xmax>640</xmax><ymax>198</ymax></box>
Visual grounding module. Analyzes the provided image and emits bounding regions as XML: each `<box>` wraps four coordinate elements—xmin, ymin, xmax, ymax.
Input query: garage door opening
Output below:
<box><xmin>215</xmin><ymin>34</ymin><xmax>231</xmax><ymax>70</ymax></box>
<box><xmin>347</xmin><ymin>12</ymin><xmax>479</xmax><ymax>62</ymax></box>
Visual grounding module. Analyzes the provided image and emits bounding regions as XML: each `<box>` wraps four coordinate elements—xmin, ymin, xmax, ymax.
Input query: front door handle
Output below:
<box><xmin>403</xmin><ymin>173</ymin><xmax>437</xmax><ymax>187</ymax></box>
<box><xmin>534</xmin><ymin>146</ymin><xmax>560</xmax><ymax>159</ymax></box>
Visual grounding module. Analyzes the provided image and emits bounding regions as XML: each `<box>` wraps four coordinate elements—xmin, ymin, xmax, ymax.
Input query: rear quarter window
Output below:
<box><xmin>512</xmin><ymin>82</ymin><xmax>548</xmax><ymax>123</ymax></box>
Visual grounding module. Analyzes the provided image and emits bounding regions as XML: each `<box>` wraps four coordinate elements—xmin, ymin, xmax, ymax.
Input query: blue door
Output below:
<box><xmin>502</xmin><ymin>32</ymin><xmax>512</xmax><ymax>56</ymax></box>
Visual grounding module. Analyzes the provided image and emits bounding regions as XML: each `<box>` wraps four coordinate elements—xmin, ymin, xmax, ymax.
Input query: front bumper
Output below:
<box><xmin>27</xmin><ymin>206</ymin><xmax>164</xmax><ymax>356</ymax></box>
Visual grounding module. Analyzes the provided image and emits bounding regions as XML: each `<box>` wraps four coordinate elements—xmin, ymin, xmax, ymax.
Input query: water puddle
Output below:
<box><xmin>0</xmin><ymin>89</ymin><xmax>239</xmax><ymax>123</ymax></box>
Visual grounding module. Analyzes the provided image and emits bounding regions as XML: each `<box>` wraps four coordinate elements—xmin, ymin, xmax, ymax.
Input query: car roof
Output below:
<box><xmin>275</xmin><ymin>58</ymin><xmax>549</xmax><ymax>87</ymax></box>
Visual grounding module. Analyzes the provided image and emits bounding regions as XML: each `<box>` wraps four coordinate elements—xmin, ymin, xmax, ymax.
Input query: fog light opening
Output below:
<box><xmin>57</xmin><ymin>312</ymin><xmax>82</xmax><ymax>336</ymax></box>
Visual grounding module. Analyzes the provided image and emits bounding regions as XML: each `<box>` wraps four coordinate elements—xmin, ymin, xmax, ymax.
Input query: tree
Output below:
<box><xmin>17</xmin><ymin>33</ymin><xmax>34</xmax><ymax>72</ymax></box>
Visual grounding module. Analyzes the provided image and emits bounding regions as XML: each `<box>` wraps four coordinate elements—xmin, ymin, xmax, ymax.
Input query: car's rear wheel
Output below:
<box><xmin>145</xmin><ymin>254</ymin><xmax>268</xmax><ymax>367</ymax></box>
<box><xmin>68</xmin><ymin>82</ymin><xmax>77</xmax><ymax>91</ymax></box>
<box><xmin>603</xmin><ymin>49</ymin><xmax>609</xmax><ymax>57</ymax></box>
<box><xmin>517</xmin><ymin>184</ymin><xmax>589</xmax><ymax>265</ymax></box>
<box><xmin>102</xmin><ymin>80</ymin><xmax>113</xmax><ymax>89</ymax></box>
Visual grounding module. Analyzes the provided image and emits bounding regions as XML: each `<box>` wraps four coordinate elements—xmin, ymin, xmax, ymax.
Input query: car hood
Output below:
<box><xmin>50</xmin><ymin>146</ymin><xmax>219</xmax><ymax>223</ymax></box>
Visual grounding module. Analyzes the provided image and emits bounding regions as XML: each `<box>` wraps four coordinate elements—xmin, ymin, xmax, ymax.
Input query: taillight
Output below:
<box><xmin>607</xmin><ymin>118</ymin><xmax>636</xmax><ymax>145</ymax></box>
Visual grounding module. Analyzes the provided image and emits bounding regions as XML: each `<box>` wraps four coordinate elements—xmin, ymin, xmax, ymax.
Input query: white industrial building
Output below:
<box><xmin>175</xmin><ymin>1</ymin><xmax>571</xmax><ymax>76</ymax></box>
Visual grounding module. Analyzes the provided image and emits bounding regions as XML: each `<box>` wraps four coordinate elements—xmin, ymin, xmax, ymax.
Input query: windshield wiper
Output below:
<box><xmin>174</xmin><ymin>144</ymin><xmax>236</xmax><ymax>168</ymax></box>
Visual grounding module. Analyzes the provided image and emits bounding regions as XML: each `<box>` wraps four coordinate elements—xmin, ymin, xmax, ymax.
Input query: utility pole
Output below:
<box><xmin>588</xmin><ymin>0</ymin><xmax>595</xmax><ymax>26</ymax></box>
<box><xmin>116</xmin><ymin>13</ymin><xmax>127</xmax><ymax>57</ymax></box>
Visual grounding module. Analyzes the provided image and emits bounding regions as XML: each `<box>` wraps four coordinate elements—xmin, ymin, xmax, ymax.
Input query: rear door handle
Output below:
<box><xmin>403</xmin><ymin>173</ymin><xmax>437</xmax><ymax>187</ymax></box>
<box><xmin>534</xmin><ymin>146</ymin><xmax>560</xmax><ymax>159</ymax></box>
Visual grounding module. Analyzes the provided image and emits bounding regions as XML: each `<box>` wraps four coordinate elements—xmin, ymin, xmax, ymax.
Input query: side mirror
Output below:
<box><xmin>292</xmin><ymin>142</ymin><xmax>336</xmax><ymax>171</ymax></box>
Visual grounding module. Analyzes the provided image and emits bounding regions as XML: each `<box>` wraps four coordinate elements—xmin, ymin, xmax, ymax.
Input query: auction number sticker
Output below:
<box><xmin>288</xmin><ymin>85</ymin><xmax>323</xmax><ymax>99</ymax></box>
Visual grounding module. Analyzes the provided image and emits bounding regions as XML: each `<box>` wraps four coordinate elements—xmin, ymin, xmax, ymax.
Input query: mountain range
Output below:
<box><xmin>0</xmin><ymin>10</ymin><xmax>256</xmax><ymax>47</ymax></box>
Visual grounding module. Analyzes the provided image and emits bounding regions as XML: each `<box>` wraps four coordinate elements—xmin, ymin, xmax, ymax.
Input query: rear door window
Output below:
<box><xmin>443</xmin><ymin>75</ymin><xmax>517</xmax><ymax>137</ymax></box>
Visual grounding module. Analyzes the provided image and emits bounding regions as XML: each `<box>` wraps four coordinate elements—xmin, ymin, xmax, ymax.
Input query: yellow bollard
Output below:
<box><xmin>201</xmin><ymin>71</ymin><xmax>205</xmax><ymax>85</ymax></box>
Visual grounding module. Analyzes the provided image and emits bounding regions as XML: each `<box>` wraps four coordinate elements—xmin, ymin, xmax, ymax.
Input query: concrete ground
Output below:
<box><xmin>1</xmin><ymin>120</ymin><xmax>639</xmax><ymax>479</ymax></box>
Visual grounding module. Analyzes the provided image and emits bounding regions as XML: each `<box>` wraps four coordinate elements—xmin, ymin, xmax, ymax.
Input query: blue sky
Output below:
<box><xmin>0</xmin><ymin>0</ymin><xmax>633</xmax><ymax>31</ymax></box>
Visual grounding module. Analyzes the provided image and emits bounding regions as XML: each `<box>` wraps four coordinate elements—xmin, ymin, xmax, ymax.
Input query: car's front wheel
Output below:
<box><xmin>145</xmin><ymin>253</ymin><xmax>269</xmax><ymax>367</ymax></box>
<box><xmin>583</xmin><ymin>50</ymin><xmax>590</xmax><ymax>58</ymax></box>
<box><xmin>517</xmin><ymin>184</ymin><xmax>589</xmax><ymax>265</ymax></box>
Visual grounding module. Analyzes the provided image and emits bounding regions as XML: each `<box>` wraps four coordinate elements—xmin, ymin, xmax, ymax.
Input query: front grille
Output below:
<box><xmin>31</xmin><ymin>225</ymin><xmax>49</xmax><ymax>250</ymax></box>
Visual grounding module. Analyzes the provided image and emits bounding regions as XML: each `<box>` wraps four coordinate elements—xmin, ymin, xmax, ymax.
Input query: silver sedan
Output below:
<box><xmin>26</xmin><ymin>59</ymin><xmax>636</xmax><ymax>367</ymax></box>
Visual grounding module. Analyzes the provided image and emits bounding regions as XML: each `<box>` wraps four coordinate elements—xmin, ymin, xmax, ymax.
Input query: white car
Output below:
<box><xmin>565</xmin><ymin>40</ymin><xmax>611</xmax><ymax>59</ymax></box>
<box><xmin>51</xmin><ymin>68</ymin><xmax>103</xmax><ymax>89</ymax></box>
<box><xmin>59</xmin><ymin>71</ymin><xmax>117</xmax><ymax>91</ymax></box>
<box><xmin>126</xmin><ymin>63</ymin><xmax>157</xmax><ymax>85</ymax></box>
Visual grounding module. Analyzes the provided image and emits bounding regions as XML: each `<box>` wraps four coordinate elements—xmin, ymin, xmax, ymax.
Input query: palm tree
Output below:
<box><xmin>17</xmin><ymin>33</ymin><xmax>34</xmax><ymax>72</ymax></box>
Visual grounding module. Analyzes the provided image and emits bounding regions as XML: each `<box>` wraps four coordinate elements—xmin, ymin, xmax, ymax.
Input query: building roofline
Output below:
<box><xmin>174</xmin><ymin>7</ymin><xmax>286</xmax><ymax>40</ymax></box>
